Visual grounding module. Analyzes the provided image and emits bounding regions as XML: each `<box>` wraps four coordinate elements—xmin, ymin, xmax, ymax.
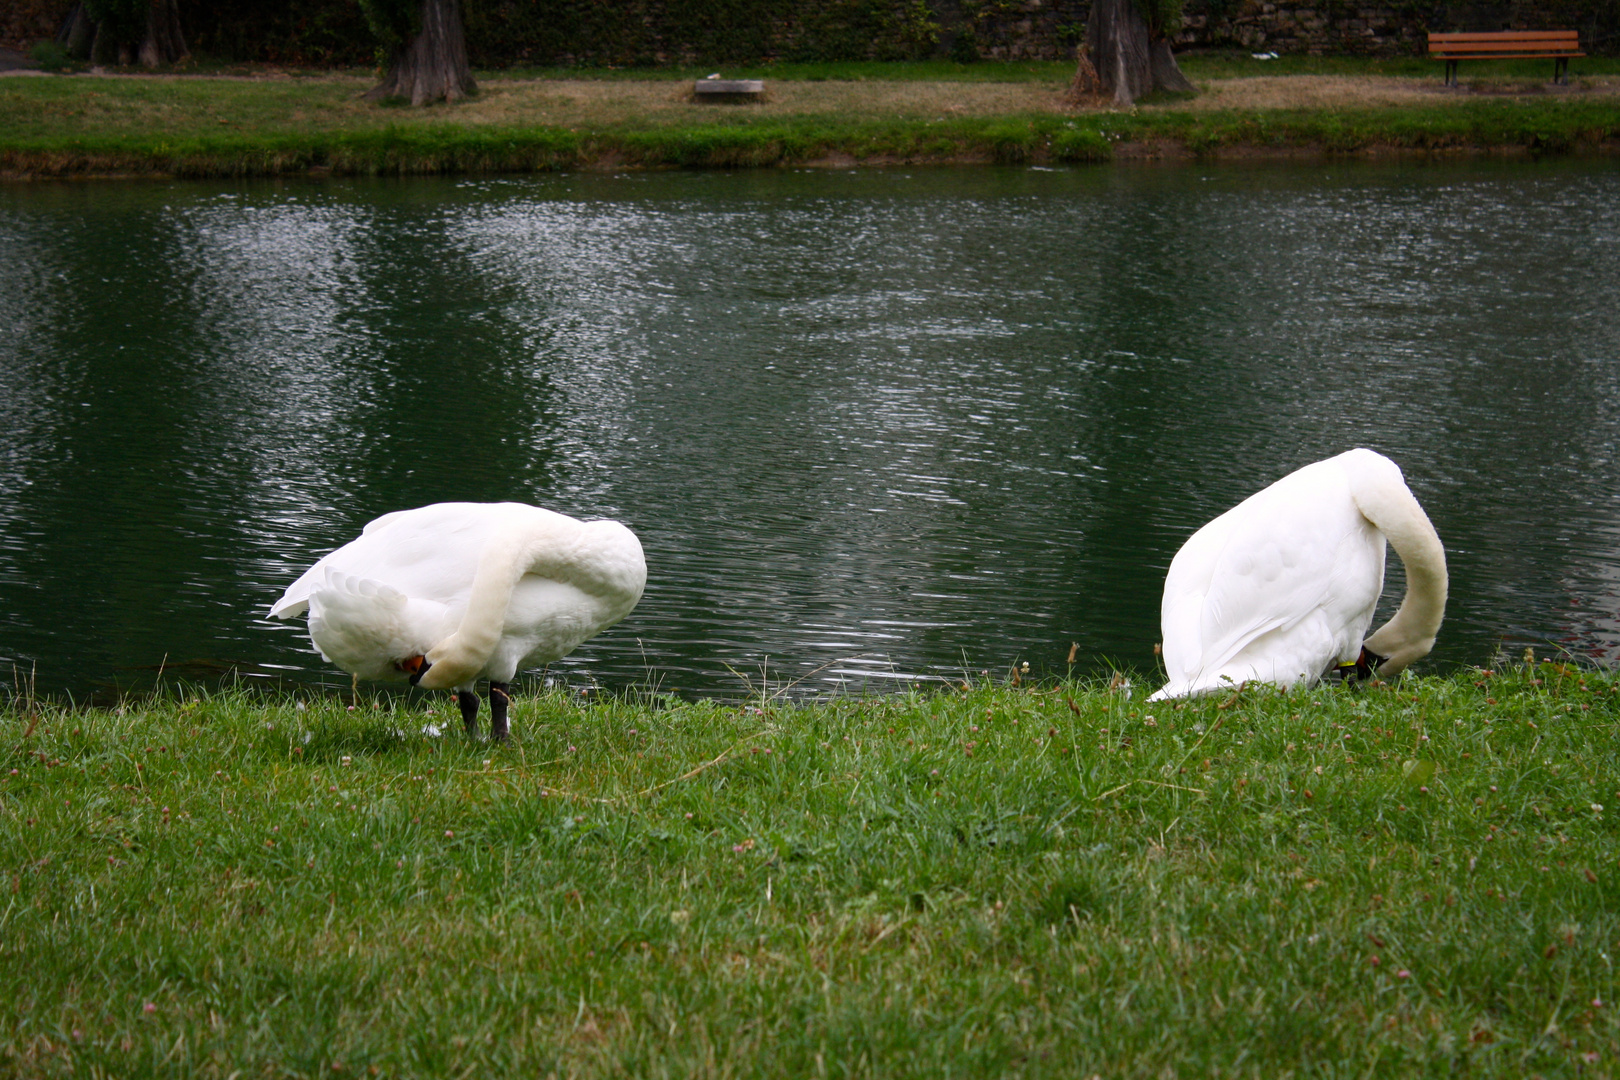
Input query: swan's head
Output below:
<box><xmin>1364</xmin><ymin>631</ymin><xmax>1438</xmax><ymax>678</ymax></box>
<box><xmin>414</xmin><ymin>635</ymin><xmax>487</xmax><ymax>691</ymax></box>
<box><xmin>393</xmin><ymin>653</ymin><xmax>474</xmax><ymax>691</ymax></box>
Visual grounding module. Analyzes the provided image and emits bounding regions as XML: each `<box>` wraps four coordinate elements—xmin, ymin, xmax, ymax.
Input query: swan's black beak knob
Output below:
<box><xmin>397</xmin><ymin>655</ymin><xmax>431</xmax><ymax>686</ymax></box>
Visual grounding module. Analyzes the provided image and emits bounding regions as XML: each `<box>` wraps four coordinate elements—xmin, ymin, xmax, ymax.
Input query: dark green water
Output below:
<box><xmin>3</xmin><ymin>160</ymin><xmax>1619</xmax><ymax>702</ymax></box>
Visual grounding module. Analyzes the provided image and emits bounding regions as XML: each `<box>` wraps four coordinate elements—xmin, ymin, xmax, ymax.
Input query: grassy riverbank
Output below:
<box><xmin>2</xmin><ymin>55</ymin><xmax>1619</xmax><ymax>177</ymax></box>
<box><xmin>4</xmin><ymin>665</ymin><xmax>1618</xmax><ymax>1076</ymax></box>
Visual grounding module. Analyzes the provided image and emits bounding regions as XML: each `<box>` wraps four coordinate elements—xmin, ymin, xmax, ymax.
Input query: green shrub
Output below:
<box><xmin>29</xmin><ymin>39</ymin><xmax>73</xmax><ymax>72</ymax></box>
<box><xmin>949</xmin><ymin>25</ymin><xmax>980</xmax><ymax>63</ymax></box>
<box><xmin>1050</xmin><ymin>126</ymin><xmax>1112</xmax><ymax>162</ymax></box>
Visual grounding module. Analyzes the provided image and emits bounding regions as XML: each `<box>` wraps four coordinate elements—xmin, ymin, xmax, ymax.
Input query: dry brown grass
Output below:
<box><xmin>1174</xmin><ymin>73</ymin><xmax>1620</xmax><ymax>111</ymax></box>
<box><xmin>392</xmin><ymin>75</ymin><xmax>1076</xmax><ymax>126</ymax></box>
<box><xmin>380</xmin><ymin>72</ymin><xmax>1620</xmax><ymax>124</ymax></box>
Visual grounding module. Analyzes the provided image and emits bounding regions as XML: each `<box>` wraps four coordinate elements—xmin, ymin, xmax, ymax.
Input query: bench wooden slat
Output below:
<box><xmin>1430</xmin><ymin>43</ymin><xmax>1582</xmax><ymax>54</ymax></box>
<box><xmin>1431</xmin><ymin>47</ymin><xmax>1584</xmax><ymax>57</ymax></box>
<box><xmin>1429</xmin><ymin>31</ymin><xmax>1579</xmax><ymax>42</ymax></box>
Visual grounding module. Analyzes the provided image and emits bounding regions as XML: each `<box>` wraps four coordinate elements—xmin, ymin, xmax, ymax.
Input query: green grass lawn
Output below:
<box><xmin>4</xmin><ymin>662</ymin><xmax>1617</xmax><ymax>1076</ymax></box>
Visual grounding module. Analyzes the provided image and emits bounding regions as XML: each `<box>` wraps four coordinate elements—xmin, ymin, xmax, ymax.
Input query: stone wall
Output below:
<box><xmin>1174</xmin><ymin>0</ymin><xmax>1617</xmax><ymax>56</ymax></box>
<box><xmin>2</xmin><ymin>0</ymin><xmax>1612</xmax><ymax>62</ymax></box>
<box><xmin>938</xmin><ymin>0</ymin><xmax>1089</xmax><ymax>62</ymax></box>
<box><xmin>1175</xmin><ymin>1</ymin><xmax>1428</xmax><ymax>55</ymax></box>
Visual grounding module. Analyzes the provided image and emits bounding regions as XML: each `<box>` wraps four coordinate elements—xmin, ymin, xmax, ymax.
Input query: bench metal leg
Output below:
<box><xmin>1554</xmin><ymin>57</ymin><xmax>1568</xmax><ymax>85</ymax></box>
<box><xmin>1445</xmin><ymin>59</ymin><xmax>1458</xmax><ymax>87</ymax></box>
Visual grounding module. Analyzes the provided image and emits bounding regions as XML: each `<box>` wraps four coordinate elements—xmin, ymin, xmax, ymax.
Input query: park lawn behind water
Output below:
<box><xmin>3</xmin><ymin>663</ymin><xmax>1618</xmax><ymax>1076</ymax></box>
<box><xmin>2</xmin><ymin>54</ymin><xmax>1619</xmax><ymax>175</ymax></box>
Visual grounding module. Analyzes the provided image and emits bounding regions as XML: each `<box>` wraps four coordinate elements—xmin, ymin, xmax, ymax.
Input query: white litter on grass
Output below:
<box><xmin>387</xmin><ymin>723</ymin><xmax>446</xmax><ymax>738</ymax></box>
<box><xmin>1252</xmin><ymin>51</ymin><xmax>1279</xmax><ymax>60</ymax></box>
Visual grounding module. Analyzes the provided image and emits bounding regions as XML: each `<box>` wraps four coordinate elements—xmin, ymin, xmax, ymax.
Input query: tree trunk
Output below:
<box><xmin>57</xmin><ymin>3</ymin><xmax>95</xmax><ymax>58</ymax></box>
<box><xmin>365</xmin><ymin>0</ymin><xmax>477</xmax><ymax>106</ymax></box>
<box><xmin>1086</xmin><ymin>0</ymin><xmax>1152</xmax><ymax>106</ymax></box>
<box><xmin>138</xmin><ymin>0</ymin><xmax>187</xmax><ymax>68</ymax></box>
<box><xmin>1083</xmin><ymin>0</ymin><xmax>1192</xmax><ymax>107</ymax></box>
<box><xmin>1149</xmin><ymin>38</ymin><xmax>1195</xmax><ymax>94</ymax></box>
<box><xmin>72</xmin><ymin>0</ymin><xmax>186</xmax><ymax>67</ymax></box>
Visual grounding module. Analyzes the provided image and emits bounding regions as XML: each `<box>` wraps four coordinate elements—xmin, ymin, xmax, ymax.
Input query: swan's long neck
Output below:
<box><xmin>416</xmin><ymin>516</ymin><xmax>644</xmax><ymax>691</ymax></box>
<box><xmin>417</xmin><ymin>531</ymin><xmax>531</xmax><ymax>689</ymax></box>
<box><xmin>1350</xmin><ymin>455</ymin><xmax>1448</xmax><ymax>675</ymax></box>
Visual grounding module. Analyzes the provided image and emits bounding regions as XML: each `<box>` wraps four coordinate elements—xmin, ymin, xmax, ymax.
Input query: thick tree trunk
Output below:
<box><xmin>1086</xmin><ymin>0</ymin><xmax>1152</xmax><ymax>106</ymax></box>
<box><xmin>1149</xmin><ymin>38</ymin><xmax>1195</xmax><ymax>93</ymax></box>
<box><xmin>138</xmin><ymin>0</ymin><xmax>187</xmax><ymax>68</ymax></box>
<box><xmin>57</xmin><ymin>3</ymin><xmax>95</xmax><ymax>58</ymax></box>
<box><xmin>69</xmin><ymin>0</ymin><xmax>186</xmax><ymax>67</ymax></box>
<box><xmin>365</xmin><ymin>0</ymin><xmax>477</xmax><ymax>106</ymax></box>
<box><xmin>1083</xmin><ymin>0</ymin><xmax>1192</xmax><ymax>107</ymax></box>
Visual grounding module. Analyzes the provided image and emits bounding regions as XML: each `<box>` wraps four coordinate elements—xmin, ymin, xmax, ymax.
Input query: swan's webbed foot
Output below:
<box><xmin>457</xmin><ymin>689</ymin><xmax>481</xmax><ymax>736</ymax></box>
<box><xmin>488</xmin><ymin>681</ymin><xmax>510</xmax><ymax>743</ymax></box>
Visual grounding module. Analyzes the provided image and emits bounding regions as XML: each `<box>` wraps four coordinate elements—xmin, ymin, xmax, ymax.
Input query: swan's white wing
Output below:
<box><xmin>307</xmin><ymin>570</ymin><xmax>452</xmax><ymax>682</ymax></box>
<box><xmin>1155</xmin><ymin>457</ymin><xmax>1382</xmax><ymax>698</ymax></box>
<box><xmin>267</xmin><ymin>507</ymin><xmax>470</xmax><ymax>619</ymax></box>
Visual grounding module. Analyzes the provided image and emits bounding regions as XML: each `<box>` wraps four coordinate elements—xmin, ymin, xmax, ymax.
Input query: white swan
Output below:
<box><xmin>1149</xmin><ymin>448</ymin><xmax>1447</xmax><ymax>700</ymax></box>
<box><xmin>269</xmin><ymin>502</ymin><xmax>646</xmax><ymax>740</ymax></box>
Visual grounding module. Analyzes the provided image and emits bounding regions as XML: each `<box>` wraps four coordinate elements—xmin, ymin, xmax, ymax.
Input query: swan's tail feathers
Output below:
<box><xmin>269</xmin><ymin>574</ymin><xmax>318</xmax><ymax>619</ymax></box>
<box><xmin>268</xmin><ymin>594</ymin><xmax>309</xmax><ymax>619</ymax></box>
<box><xmin>306</xmin><ymin>571</ymin><xmax>425</xmax><ymax>681</ymax></box>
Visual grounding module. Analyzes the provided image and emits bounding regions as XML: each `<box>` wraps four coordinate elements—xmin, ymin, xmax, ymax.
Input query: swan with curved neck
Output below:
<box><xmin>270</xmin><ymin>502</ymin><xmax>646</xmax><ymax>740</ymax></box>
<box><xmin>1149</xmin><ymin>448</ymin><xmax>1447</xmax><ymax>700</ymax></box>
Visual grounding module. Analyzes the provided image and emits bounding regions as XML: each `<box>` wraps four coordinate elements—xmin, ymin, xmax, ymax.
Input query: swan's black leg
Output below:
<box><xmin>457</xmin><ymin>690</ymin><xmax>481</xmax><ymax>736</ymax></box>
<box><xmin>488</xmin><ymin>681</ymin><xmax>510</xmax><ymax>743</ymax></box>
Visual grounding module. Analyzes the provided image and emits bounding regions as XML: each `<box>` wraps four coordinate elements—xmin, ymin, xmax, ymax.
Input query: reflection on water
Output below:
<box><xmin>1</xmin><ymin>161</ymin><xmax>1618</xmax><ymax>701</ymax></box>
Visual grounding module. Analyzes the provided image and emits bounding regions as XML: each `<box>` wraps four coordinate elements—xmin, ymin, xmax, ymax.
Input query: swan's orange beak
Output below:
<box><xmin>395</xmin><ymin>655</ymin><xmax>430</xmax><ymax>685</ymax></box>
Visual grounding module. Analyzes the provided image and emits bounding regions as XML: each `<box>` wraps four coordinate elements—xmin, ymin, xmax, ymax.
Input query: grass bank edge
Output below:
<box><xmin>6</xmin><ymin>101</ymin><xmax>1620</xmax><ymax>177</ymax></box>
<box><xmin>4</xmin><ymin>664</ymin><xmax>1618</xmax><ymax>1075</ymax></box>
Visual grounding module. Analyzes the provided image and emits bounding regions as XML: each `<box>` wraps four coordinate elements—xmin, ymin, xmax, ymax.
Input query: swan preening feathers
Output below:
<box><xmin>270</xmin><ymin>502</ymin><xmax>646</xmax><ymax>741</ymax></box>
<box><xmin>1150</xmin><ymin>448</ymin><xmax>1447</xmax><ymax>700</ymax></box>
<box><xmin>267</xmin><ymin>450</ymin><xmax>1444</xmax><ymax>730</ymax></box>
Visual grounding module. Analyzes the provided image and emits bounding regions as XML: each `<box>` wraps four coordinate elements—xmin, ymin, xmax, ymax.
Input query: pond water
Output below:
<box><xmin>2</xmin><ymin>160</ymin><xmax>1619</xmax><ymax>703</ymax></box>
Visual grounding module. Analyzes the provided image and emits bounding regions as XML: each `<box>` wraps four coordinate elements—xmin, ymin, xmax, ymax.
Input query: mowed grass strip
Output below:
<box><xmin>2</xmin><ymin>57</ymin><xmax>1619</xmax><ymax>176</ymax></box>
<box><xmin>2</xmin><ymin>664</ymin><xmax>1618</xmax><ymax>1076</ymax></box>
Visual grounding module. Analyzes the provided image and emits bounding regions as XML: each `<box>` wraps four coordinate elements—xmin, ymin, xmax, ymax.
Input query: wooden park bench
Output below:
<box><xmin>1428</xmin><ymin>30</ymin><xmax>1584</xmax><ymax>87</ymax></box>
